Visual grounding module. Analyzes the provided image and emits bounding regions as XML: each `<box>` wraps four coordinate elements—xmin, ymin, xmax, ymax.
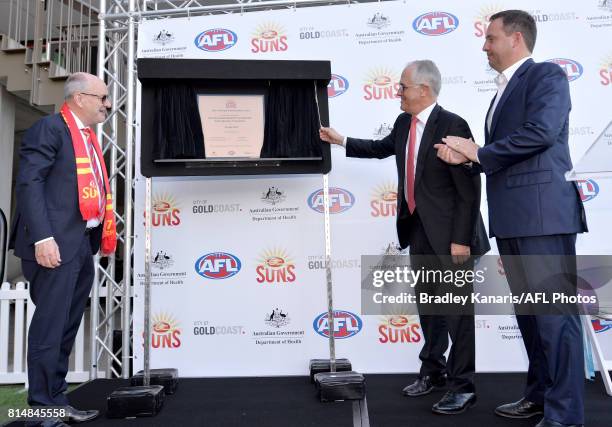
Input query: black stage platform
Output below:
<box><xmin>7</xmin><ymin>373</ymin><xmax>611</xmax><ymax>426</ymax></box>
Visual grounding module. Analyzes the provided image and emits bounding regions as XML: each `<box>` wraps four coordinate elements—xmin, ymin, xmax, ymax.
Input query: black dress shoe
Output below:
<box><xmin>494</xmin><ymin>398</ymin><xmax>544</xmax><ymax>419</ymax></box>
<box><xmin>431</xmin><ymin>391</ymin><xmax>476</xmax><ymax>414</ymax></box>
<box><xmin>535</xmin><ymin>418</ymin><xmax>584</xmax><ymax>427</ymax></box>
<box><xmin>402</xmin><ymin>375</ymin><xmax>446</xmax><ymax>397</ymax></box>
<box><xmin>65</xmin><ymin>405</ymin><xmax>99</xmax><ymax>423</ymax></box>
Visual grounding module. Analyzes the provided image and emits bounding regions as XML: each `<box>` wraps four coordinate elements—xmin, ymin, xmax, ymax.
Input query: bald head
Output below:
<box><xmin>64</xmin><ymin>72</ymin><xmax>110</xmax><ymax>126</ymax></box>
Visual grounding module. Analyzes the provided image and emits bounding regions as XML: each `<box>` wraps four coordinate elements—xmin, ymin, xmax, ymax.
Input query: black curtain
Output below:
<box><xmin>154</xmin><ymin>84</ymin><xmax>205</xmax><ymax>159</ymax></box>
<box><xmin>260</xmin><ymin>80</ymin><xmax>323</xmax><ymax>158</ymax></box>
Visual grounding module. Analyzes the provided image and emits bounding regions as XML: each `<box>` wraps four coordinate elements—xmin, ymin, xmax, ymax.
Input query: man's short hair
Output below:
<box><xmin>406</xmin><ymin>60</ymin><xmax>442</xmax><ymax>97</ymax></box>
<box><xmin>64</xmin><ymin>72</ymin><xmax>92</xmax><ymax>100</ymax></box>
<box><xmin>490</xmin><ymin>10</ymin><xmax>537</xmax><ymax>53</ymax></box>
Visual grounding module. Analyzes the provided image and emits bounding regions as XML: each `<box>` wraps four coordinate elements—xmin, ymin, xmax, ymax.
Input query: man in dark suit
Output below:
<box><xmin>9</xmin><ymin>72</ymin><xmax>114</xmax><ymax>427</ymax></box>
<box><xmin>320</xmin><ymin>60</ymin><xmax>489</xmax><ymax>414</ymax></box>
<box><xmin>436</xmin><ymin>10</ymin><xmax>587</xmax><ymax>427</ymax></box>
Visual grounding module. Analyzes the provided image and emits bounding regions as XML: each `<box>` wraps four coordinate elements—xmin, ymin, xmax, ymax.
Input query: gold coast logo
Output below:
<box><xmin>378</xmin><ymin>315</ymin><xmax>421</xmax><ymax>344</ymax></box>
<box><xmin>251</xmin><ymin>22</ymin><xmax>288</xmax><ymax>53</ymax></box>
<box><xmin>473</xmin><ymin>4</ymin><xmax>504</xmax><ymax>37</ymax></box>
<box><xmin>145</xmin><ymin>193</ymin><xmax>181</xmax><ymax>227</ymax></box>
<box><xmin>149</xmin><ymin>312</ymin><xmax>181</xmax><ymax>349</ymax></box>
<box><xmin>371</xmin><ymin>182</ymin><xmax>398</xmax><ymax>217</ymax></box>
<box><xmin>363</xmin><ymin>67</ymin><xmax>400</xmax><ymax>101</ymax></box>
<box><xmin>255</xmin><ymin>248</ymin><xmax>296</xmax><ymax>284</ymax></box>
<box><xmin>600</xmin><ymin>54</ymin><xmax>612</xmax><ymax>86</ymax></box>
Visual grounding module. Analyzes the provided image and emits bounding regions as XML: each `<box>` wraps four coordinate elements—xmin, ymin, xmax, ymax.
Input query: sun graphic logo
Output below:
<box><xmin>378</xmin><ymin>314</ymin><xmax>421</xmax><ymax>344</ymax></box>
<box><xmin>144</xmin><ymin>193</ymin><xmax>181</xmax><ymax>227</ymax></box>
<box><xmin>473</xmin><ymin>4</ymin><xmax>505</xmax><ymax>37</ymax></box>
<box><xmin>251</xmin><ymin>22</ymin><xmax>288</xmax><ymax>53</ymax></box>
<box><xmin>371</xmin><ymin>182</ymin><xmax>398</xmax><ymax>218</ymax></box>
<box><xmin>363</xmin><ymin>67</ymin><xmax>400</xmax><ymax>101</ymax></box>
<box><xmin>256</xmin><ymin>248</ymin><xmax>296</xmax><ymax>284</ymax></box>
<box><xmin>149</xmin><ymin>312</ymin><xmax>181</xmax><ymax>349</ymax></box>
<box><xmin>599</xmin><ymin>54</ymin><xmax>612</xmax><ymax>86</ymax></box>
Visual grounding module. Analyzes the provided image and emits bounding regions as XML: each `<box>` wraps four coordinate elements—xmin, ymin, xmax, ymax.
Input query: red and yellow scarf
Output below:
<box><xmin>60</xmin><ymin>103</ymin><xmax>117</xmax><ymax>256</ymax></box>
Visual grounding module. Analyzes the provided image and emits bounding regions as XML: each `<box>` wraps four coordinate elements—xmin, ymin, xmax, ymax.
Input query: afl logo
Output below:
<box><xmin>308</xmin><ymin>187</ymin><xmax>355</xmax><ymax>214</ymax></box>
<box><xmin>194</xmin><ymin>28</ymin><xmax>237</xmax><ymax>52</ymax></box>
<box><xmin>328</xmin><ymin>74</ymin><xmax>349</xmax><ymax>98</ymax></box>
<box><xmin>413</xmin><ymin>12</ymin><xmax>459</xmax><ymax>36</ymax></box>
<box><xmin>592</xmin><ymin>319</ymin><xmax>612</xmax><ymax>333</ymax></box>
<box><xmin>546</xmin><ymin>58</ymin><xmax>583</xmax><ymax>82</ymax></box>
<box><xmin>313</xmin><ymin>310</ymin><xmax>363</xmax><ymax>339</ymax></box>
<box><xmin>577</xmin><ymin>179</ymin><xmax>599</xmax><ymax>202</ymax></box>
<box><xmin>195</xmin><ymin>252</ymin><xmax>241</xmax><ymax>279</ymax></box>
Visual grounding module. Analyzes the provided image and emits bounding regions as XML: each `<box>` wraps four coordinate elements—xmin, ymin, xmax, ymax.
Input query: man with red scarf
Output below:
<box><xmin>10</xmin><ymin>72</ymin><xmax>116</xmax><ymax>426</ymax></box>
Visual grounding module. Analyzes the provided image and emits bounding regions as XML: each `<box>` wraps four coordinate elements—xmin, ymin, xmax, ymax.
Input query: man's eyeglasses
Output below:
<box><xmin>80</xmin><ymin>92</ymin><xmax>110</xmax><ymax>103</ymax></box>
<box><xmin>397</xmin><ymin>83</ymin><xmax>422</xmax><ymax>92</ymax></box>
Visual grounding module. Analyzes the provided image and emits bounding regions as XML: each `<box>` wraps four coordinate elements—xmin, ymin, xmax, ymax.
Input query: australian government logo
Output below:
<box><xmin>137</xmin><ymin>250</ymin><xmax>186</xmax><ymax>286</ymax></box>
<box><xmin>472</xmin><ymin>65</ymin><xmax>498</xmax><ymax>93</ymax></box>
<box><xmin>252</xmin><ymin>308</ymin><xmax>305</xmax><ymax>346</ymax></box>
<box><xmin>141</xmin><ymin>29</ymin><xmax>186</xmax><ymax>58</ymax></box>
<box><xmin>586</xmin><ymin>0</ymin><xmax>612</xmax><ymax>28</ymax></box>
<box><xmin>250</xmin><ymin>186</ymin><xmax>299</xmax><ymax>223</ymax></box>
<box><xmin>373</xmin><ymin>122</ymin><xmax>393</xmax><ymax>138</ymax></box>
<box><xmin>355</xmin><ymin>12</ymin><xmax>406</xmax><ymax>45</ymax></box>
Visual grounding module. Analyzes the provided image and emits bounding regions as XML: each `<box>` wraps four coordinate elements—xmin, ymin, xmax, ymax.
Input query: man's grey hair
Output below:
<box><xmin>406</xmin><ymin>60</ymin><xmax>442</xmax><ymax>97</ymax></box>
<box><xmin>64</xmin><ymin>72</ymin><xmax>92</xmax><ymax>99</ymax></box>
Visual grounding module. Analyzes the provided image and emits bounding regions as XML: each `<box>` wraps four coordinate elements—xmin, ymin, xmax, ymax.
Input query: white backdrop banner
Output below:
<box><xmin>133</xmin><ymin>0</ymin><xmax>612</xmax><ymax>376</ymax></box>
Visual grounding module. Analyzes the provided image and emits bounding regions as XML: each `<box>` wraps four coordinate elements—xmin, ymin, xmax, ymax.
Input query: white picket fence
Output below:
<box><xmin>0</xmin><ymin>281</ymin><xmax>103</xmax><ymax>384</ymax></box>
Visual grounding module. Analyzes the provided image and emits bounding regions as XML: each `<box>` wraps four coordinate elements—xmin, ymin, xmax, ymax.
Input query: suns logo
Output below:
<box><xmin>149</xmin><ymin>312</ymin><xmax>181</xmax><ymax>349</ymax></box>
<box><xmin>371</xmin><ymin>183</ymin><xmax>398</xmax><ymax>217</ymax></box>
<box><xmin>546</xmin><ymin>58</ymin><xmax>583</xmax><ymax>82</ymax></box>
<box><xmin>251</xmin><ymin>22</ymin><xmax>288</xmax><ymax>53</ymax></box>
<box><xmin>255</xmin><ymin>248</ymin><xmax>296</xmax><ymax>284</ymax></box>
<box><xmin>576</xmin><ymin>179</ymin><xmax>599</xmax><ymax>202</ymax></box>
<box><xmin>328</xmin><ymin>74</ymin><xmax>349</xmax><ymax>98</ymax></box>
<box><xmin>600</xmin><ymin>54</ymin><xmax>612</xmax><ymax>86</ymax></box>
<box><xmin>363</xmin><ymin>67</ymin><xmax>400</xmax><ymax>101</ymax></box>
<box><xmin>413</xmin><ymin>11</ymin><xmax>459</xmax><ymax>36</ymax></box>
<box><xmin>145</xmin><ymin>193</ymin><xmax>180</xmax><ymax>227</ymax></box>
<box><xmin>378</xmin><ymin>315</ymin><xmax>421</xmax><ymax>344</ymax></box>
<box><xmin>473</xmin><ymin>4</ymin><xmax>504</xmax><ymax>37</ymax></box>
<box><xmin>307</xmin><ymin>187</ymin><xmax>355</xmax><ymax>214</ymax></box>
<box><xmin>313</xmin><ymin>310</ymin><xmax>363</xmax><ymax>339</ymax></box>
<box><xmin>195</xmin><ymin>252</ymin><xmax>242</xmax><ymax>279</ymax></box>
<box><xmin>194</xmin><ymin>28</ymin><xmax>237</xmax><ymax>52</ymax></box>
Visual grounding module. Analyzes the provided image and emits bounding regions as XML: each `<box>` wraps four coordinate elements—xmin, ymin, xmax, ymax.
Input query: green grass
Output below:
<box><xmin>0</xmin><ymin>384</ymin><xmax>79</xmax><ymax>425</ymax></box>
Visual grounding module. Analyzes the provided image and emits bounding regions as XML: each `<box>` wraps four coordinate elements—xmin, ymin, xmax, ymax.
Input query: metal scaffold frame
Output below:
<box><xmin>92</xmin><ymin>0</ymin><xmax>367</xmax><ymax>380</ymax></box>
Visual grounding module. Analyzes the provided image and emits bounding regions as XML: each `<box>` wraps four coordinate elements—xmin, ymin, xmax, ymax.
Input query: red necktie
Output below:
<box><xmin>82</xmin><ymin>127</ymin><xmax>105</xmax><ymax>220</ymax></box>
<box><xmin>405</xmin><ymin>116</ymin><xmax>418</xmax><ymax>214</ymax></box>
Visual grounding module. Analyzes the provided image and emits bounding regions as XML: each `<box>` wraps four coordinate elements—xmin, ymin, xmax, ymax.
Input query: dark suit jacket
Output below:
<box><xmin>347</xmin><ymin>104</ymin><xmax>490</xmax><ymax>256</ymax></box>
<box><xmin>9</xmin><ymin>113</ymin><xmax>102</xmax><ymax>263</ymax></box>
<box><xmin>478</xmin><ymin>59</ymin><xmax>588</xmax><ymax>238</ymax></box>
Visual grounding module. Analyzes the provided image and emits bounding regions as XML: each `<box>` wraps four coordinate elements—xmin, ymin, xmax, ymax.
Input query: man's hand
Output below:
<box><xmin>319</xmin><ymin>127</ymin><xmax>345</xmax><ymax>145</ymax></box>
<box><xmin>434</xmin><ymin>143</ymin><xmax>470</xmax><ymax>165</ymax></box>
<box><xmin>450</xmin><ymin>243</ymin><xmax>471</xmax><ymax>265</ymax></box>
<box><xmin>439</xmin><ymin>136</ymin><xmax>480</xmax><ymax>163</ymax></box>
<box><xmin>35</xmin><ymin>239</ymin><xmax>62</xmax><ymax>268</ymax></box>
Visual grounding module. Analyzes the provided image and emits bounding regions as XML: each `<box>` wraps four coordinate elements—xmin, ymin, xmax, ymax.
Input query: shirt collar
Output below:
<box><xmin>69</xmin><ymin>109</ymin><xmax>87</xmax><ymax>131</ymax></box>
<box><xmin>500</xmin><ymin>56</ymin><xmax>532</xmax><ymax>85</ymax></box>
<box><xmin>415</xmin><ymin>102</ymin><xmax>437</xmax><ymax>125</ymax></box>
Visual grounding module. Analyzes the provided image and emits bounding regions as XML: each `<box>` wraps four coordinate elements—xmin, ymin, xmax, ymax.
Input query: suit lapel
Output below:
<box><xmin>489</xmin><ymin>58</ymin><xmax>534</xmax><ymax>139</ymax></box>
<box><xmin>414</xmin><ymin>104</ymin><xmax>440</xmax><ymax>190</ymax></box>
<box><xmin>396</xmin><ymin>114</ymin><xmax>411</xmax><ymax>185</ymax></box>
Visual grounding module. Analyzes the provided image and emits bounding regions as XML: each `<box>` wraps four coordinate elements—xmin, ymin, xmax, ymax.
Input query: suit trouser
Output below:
<box><xmin>497</xmin><ymin>235</ymin><xmax>583</xmax><ymax>425</ymax></box>
<box><xmin>408</xmin><ymin>212</ymin><xmax>476</xmax><ymax>393</ymax></box>
<box><xmin>23</xmin><ymin>234</ymin><xmax>94</xmax><ymax>406</ymax></box>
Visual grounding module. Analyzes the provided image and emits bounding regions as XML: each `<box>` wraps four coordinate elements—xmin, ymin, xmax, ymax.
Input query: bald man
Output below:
<box><xmin>10</xmin><ymin>72</ymin><xmax>115</xmax><ymax>426</ymax></box>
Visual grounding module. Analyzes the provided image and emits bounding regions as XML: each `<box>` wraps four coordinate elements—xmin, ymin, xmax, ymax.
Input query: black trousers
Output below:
<box><xmin>497</xmin><ymin>234</ymin><xmax>583</xmax><ymax>425</ymax></box>
<box><xmin>23</xmin><ymin>234</ymin><xmax>94</xmax><ymax>406</ymax></box>
<box><xmin>408</xmin><ymin>212</ymin><xmax>475</xmax><ymax>393</ymax></box>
